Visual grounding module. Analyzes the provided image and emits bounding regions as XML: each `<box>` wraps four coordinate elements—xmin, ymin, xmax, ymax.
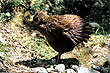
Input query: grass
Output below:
<box><xmin>94</xmin><ymin>26</ymin><xmax>108</xmax><ymax>47</ymax></box>
<box><xmin>0</xmin><ymin>6</ymin><xmax>110</xmax><ymax>72</ymax></box>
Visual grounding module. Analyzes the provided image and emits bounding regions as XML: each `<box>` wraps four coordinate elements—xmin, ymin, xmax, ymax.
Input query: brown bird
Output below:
<box><xmin>33</xmin><ymin>11</ymin><xmax>91</xmax><ymax>63</ymax></box>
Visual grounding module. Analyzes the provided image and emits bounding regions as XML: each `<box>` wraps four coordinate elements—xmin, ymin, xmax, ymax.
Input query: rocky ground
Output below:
<box><xmin>0</xmin><ymin>11</ymin><xmax>110</xmax><ymax>73</ymax></box>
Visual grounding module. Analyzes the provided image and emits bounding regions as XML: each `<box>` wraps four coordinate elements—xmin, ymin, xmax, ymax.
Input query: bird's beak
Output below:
<box><xmin>32</xmin><ymin>21</ymin><xmax>41</xmax><ymax>27</ymax></box>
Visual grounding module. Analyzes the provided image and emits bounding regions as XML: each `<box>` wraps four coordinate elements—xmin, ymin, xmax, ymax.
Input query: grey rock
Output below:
<box><xmin>71</xmin><ymin>65</ymin><xmax>78</xmax><ymax>71</ymax></box>
<box><xmin>101</xmin><ymin>68</ymin><xmax>110</xmax><ymax>73</ymax></box>
<box><xmin>93</xmin><ymin>53</ymin><xmax>99</xmax><ymax>58</ymax></box>
<box><xmin>104</xmin><ymin>55</ymin><xmax>110</xmax><ymax>62</ymax></box>
<box><xmin>93</xmin><ymin>65</ymin><xmax>109</xmax><ymax>73</ymax></box>
<box><xmin>51</xmin><ymin>59</ymin><xmax>57</xmax><ymax>64</ymax></box>
<box><xmin>31</xmin><ymin>32</ymin><xmax>37</xmax><ymax>37</ymax></box>
<box><xmin>108</xmin><ymin>69</ymin><xmax>110</xmax><ymax>73</ymax></box>
<box><xmin>31</xmin><ymin>67</ymin><xmax>48</xmax><ymax>73</ymax></box>
<box><xmin>89</xmin><ymin>22</ymin><xmax>100</xmax><ymax>28</ymax></box>
<box><xmin>92</xmin><ymin>65</ymin><xmax>101</xmax><ymax>70</ymax></box>
<box><xmin>0</xmin><ymin>68</ymin><xmax>7</xmax><ymax>72</ymax></box>
<box><xmin>0</xmin><ymin>33</ymin><xmax>6</xmax><ymax>44</ymax></box>
<box><xmin>103</xmin><ymin>61</ymin><xmax>110</xmax><ymax>67</ymax></box>
<box><xmin>108</xmin><ymin>43</ymin><xmax>110</xmax><ymax>48</ymax></box>
<box><xmin>47</xmin><ymin>68</ymin><xmax>56</xmax><ymax>73</ymax></box>
<box><xmin>92</xmin><ymin>61</ymin><xmax>110</xmax><ymax>73</ymax></box>
<box><xmin>78</xmin><ymin>67</ymin><xmax>100</xmax><ymax>73</ymax></box>
<box><xmin>6</xmin><ymin>12</ymin><xmax>11</xmax><ymax>16</ymax></box>
<box><xmin>0</xmin><ymin>52</ymin><xmax>5</xmax><ymax>57</ymax></box>
<box><xmin>109</xmin><ymin>34</ymin><xmax>110</xmax><ymax>38</ymax></box>
<box><xmin>55</xmin><ymin>64</ymin><xmax>65</xmax><ymax>72</ymax></box>
<box><xmin>65</xmin><ymin>69</ymin><xmax>75</xmax><ymax>73</ymax></box>
<box><xmin>46</xmin><ymin>68</ymin><xmax>55</xmax><ymax>72</ymax></box>
<box><xmin>92</xmin><ymin>59</ymin><xmax>98</xmax><ymax>64</ymax></box>
<box><xmin>38</xmin><ymin>71</ymin><xmax>48</xmax><ymax>73</ymax></box>
<box><xmin>94</xmin><ymin>2</ymin><xmax>99</xmax><ymax>6</ymax></box>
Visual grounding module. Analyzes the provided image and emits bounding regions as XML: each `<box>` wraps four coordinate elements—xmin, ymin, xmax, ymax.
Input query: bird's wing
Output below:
<box><xmin>45</xmin><ymin>15</ymin><xmax>91</xmax><ymax>45</ymax></box>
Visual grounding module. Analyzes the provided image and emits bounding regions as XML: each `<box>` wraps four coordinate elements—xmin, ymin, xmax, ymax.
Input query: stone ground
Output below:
<box><xmin>0</xmin><ymin>11</ymin><xmax>110</xmax><ymax>73</ymax></box>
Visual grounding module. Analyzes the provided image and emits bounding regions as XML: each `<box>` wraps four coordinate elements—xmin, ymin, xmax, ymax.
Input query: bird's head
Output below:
<box><xmin>33</xmin><ymin>11</ymin><xmax>49</xmax><ymax>26</ymax></box>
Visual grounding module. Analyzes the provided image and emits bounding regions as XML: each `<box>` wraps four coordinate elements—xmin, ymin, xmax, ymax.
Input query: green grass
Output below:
<box><xmin>94</xmin><ymin>26</ymin><xmax>107</xmax><ymax>46</ymax></box>
<box><xmin>100</xmin><ymin>27</ymin><xmax>105</xmax><ymax>46</ymax></box>
<box><xmin>0</xmin><ymin>42</ymin><xmax>14</xmax><ymax>66</ymax></box>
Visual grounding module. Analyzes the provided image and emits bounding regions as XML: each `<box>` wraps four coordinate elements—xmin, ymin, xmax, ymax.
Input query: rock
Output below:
<box><xmin>104</xmin><ymin>55</ymin><xmax>110</xmax><ymax>62</ymax></box>
<box><xmin>103</xmin><ymin>61</ymin><xmax>110</xmax><ymax>67</ymax></box>
<box><xmin>101</xmin><ymin>68</ymin><xmax>110</xmax><ymax>73</ymax></box>
<box><xmin>94</xmin><ymin>2</ymin><xmax>99</xmax><ymax>6</ymax></box>
<box><xmin>89</xmin><ymin>22</ymin><xmax>100</xmax><ymax>28</ymax></box>
<box><xmin>71</xmin><ymin>65</ymin><xmax>78</xmax><ymax>71</ymax></box>
<box><xmin>55</xmin><ymin>64</ymin><xmax>65</xmax><ymax>72</ymax></box>
<box><xmin>47</xmin><ymin>68</ymin><xmax>55</xmax><ymax>72</ymax></box>
<box><xmin>31</xmin><ymin>32</ymin><xmax>37</xmax><ymax>37</ymax></box>
<box><xmin>92</xmin><ymin>59</ymin><xmax>98</xmax><ymax>64</ymax></box>
<box><xmin>65</xmin><ymin>69</ymin><xmax>75</xmax><ymax>73</ymax></box>
<box><xmin>0</xmin><ymin>52</ymin><xmax>5</xmax><ymax>57</ymax></box>
<box><xmin>108</xmin><ymin>69</ymin><xmax>110</xmax><ymax>73</ymax></box>
<box><xmin>92</xmin><ymin>65</ymin><xmax>109</xmax><ymax>73</ymax></box>
<box><xmin>92</xmin><ymin>65</ymin><xmax>101</xmax><ymax>70</ymax></box>
<box><xmin>0</xmin><ymin>68</ymin><xmax>7</xmax><ymax>72</ymax></box>
<box><xmin>92</xmin><ymin>61</ymin><xmax>110</xmax><ymax>73</ymax></box>
<box><xmin>93</xmin><ymin>53</ymin><xmax>99</xmax><ymax>58</ymax></box>
<box><xmin>78</xmin><ymin>67</ymin><xmax>100</xmax><ymax>73</ymax></box>
<box><xmin>6</xmin><ymin>12</ymin><xmax>11</xmax><ymax>16</ymax></box>
<box><xmin>31</xmin><ymin>67</ymin><xmax>48</xmax><ymax>73</ymax></box>
<box><xmin>38</xmin><ymin>71</ymin><xmax>48</xmax><ymax>73</ymax></box>
<box><xmin>0</xmin><ymin>33</ymin><xmax>6</xmax><ymax>44</ymax></box>
<box><xmin>50</xmin><ymin>59</ymin><xmax>57</xmax><ymax>64</ymax></box>
<box><xmin>47</xmin><ymin>68</ymin><xmax>58</xmax><ymax>73</ymax></box>
<box><xmin>108</xmin><ymin>43</ymin><xmax>110</xmax><ymax>48</ymax></box>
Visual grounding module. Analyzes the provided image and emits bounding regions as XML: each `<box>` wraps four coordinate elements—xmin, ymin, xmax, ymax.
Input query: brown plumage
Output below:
<box><xmin>33</xmin><ymin>11</ymin><xmax>91</xmax><ymax>63</ymax></box>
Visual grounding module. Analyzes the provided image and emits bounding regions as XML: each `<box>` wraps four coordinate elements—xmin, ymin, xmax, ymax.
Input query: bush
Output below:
<box><xmin>0</xmin><ymin>0</ymin><xmax>109</xmax><ymax>32</ymax></box>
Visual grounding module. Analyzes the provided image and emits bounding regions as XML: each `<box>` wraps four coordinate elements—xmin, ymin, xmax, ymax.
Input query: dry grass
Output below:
<box><xmin>0</xmin><ymin>8</ymin><xmax>110</xmax><ymax>72</ymax></box>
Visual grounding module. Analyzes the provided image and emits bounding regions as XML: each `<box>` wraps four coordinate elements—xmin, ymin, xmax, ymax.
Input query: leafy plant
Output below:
<box><xmin>100</xmin><ymin>27</ymin><xmax>106</xmax><ymax>46</ymax></box>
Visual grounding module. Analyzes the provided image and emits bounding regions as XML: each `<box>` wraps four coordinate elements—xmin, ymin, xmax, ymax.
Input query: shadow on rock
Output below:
<box><xmin>15</xmin><ymin>57</ymin><xmax>80</xmax><ymax>68</ymax></box>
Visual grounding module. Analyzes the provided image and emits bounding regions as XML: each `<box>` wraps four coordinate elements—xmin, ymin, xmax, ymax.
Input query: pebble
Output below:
<box><xmin>38</xmin><ymin>71</ymin><xmax>48</xmax><ymax>73</ymax></box>
<box><xmin>71</xmin><ymin>65</ymin><xmax>78</xmax><ymax>71</ymax></box>
<box><xmin>50</xmin><ymin>59</ymin><xmax>57</xmax><ymax>64</ymax></box>
<box><xmin>108</xmin><ymin>43</ymin><xmax>110</xmax><ymax>48</ymax></box>
<box><xmin>0</xmin><ymin>68</ymin><xmax>7</xmax><ymax>72</ymax></box>
<box><xmin>47</xmin><ymin>68</ymin><xmax>55</xmax><ymax>72</ymax></box>
<box><xmin>55</xmin><ymin>64</ymin><xmax>65</xmax><ymax>72</ymax></box>
<box><xmin>92</xmin><ymin>61</ymin><xmax>110</xmax><ymax>73</ymax></box>
<box><xmin>89</xmin><ymin>22</ymin><xmax>100</xmax><ymax>28</ymax></box>
<box><xmin>104</xmin><ymin>55</ymin><xmax>110</xmax><ymax>62</ymax></box>
<box><xmin>92</xmin><ymin>65</ymin><xmax>109</xmax><ymax>73</ymax></box>
<box><xmin>31</xmin><ymin>32</ymin><xmax>37</xmax><ymax>37</ymax></box>
<box><xmin>31</xmin><ymin>67</ymin><xmax>47</xmax><ymax>73</ymax></box>
<box><xmin>92</xmin><ymin>59</ymin><xmax>98</xmax><ymax>64</ymax></box>
<box><xmin>77</xmin><ymin>66</ymin><xmax>100</xmax><ymax>73</ymax></box>
<box><xmin>65</xmin><ymin>69</ymin><xmax>75</xmax><ymax>73</ymax></box>
<box><xmin>0</xmin><ymin>33</ymin><xmax>6</xmax><ymax>44</ymax></box>
<box><xmin>93</xmin><ymin>53</ymin><xmax>99</xmax><ymax>58</ymax></box>
<box><xmin>92</xmin><ymin>65</ymin><xmax>101</xmax><ymax>70</ymax></box>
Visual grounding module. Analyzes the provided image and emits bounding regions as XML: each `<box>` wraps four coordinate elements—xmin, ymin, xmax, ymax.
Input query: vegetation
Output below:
<box><xmin>0</xmin><ymin>0</ymin><xmax>110</xmax><ymax>72</ymax></box>
<box><xmin>0</xmin><ymin>0</ymin><xmax>109</xmax><ymax>32</ymax></box>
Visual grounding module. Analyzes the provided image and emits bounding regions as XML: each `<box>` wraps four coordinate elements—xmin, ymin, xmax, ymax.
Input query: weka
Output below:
<box><xmin>33</xmin><ymin>11</ymin><xmax>91</xmax><ymax>63</ymax></box>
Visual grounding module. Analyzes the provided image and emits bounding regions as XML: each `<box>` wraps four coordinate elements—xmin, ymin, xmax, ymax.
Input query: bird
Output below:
<box><xmin>32</xmin><ymin>11</ymin><xmax>91</xmax><ymax>63</ymax></box>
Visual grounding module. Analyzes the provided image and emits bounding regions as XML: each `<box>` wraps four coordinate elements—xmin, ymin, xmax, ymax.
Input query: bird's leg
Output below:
<box><xmin>81</xmin><ymin>42</ymin><xmax>85</xmax><ymax>47</ymax></box>
<box><xmin>76</xmin><ymin>45</ymin><xmax>80</xmax><ymax>51</ymax></box>
<box><xmin>50</xmin><ymin>53</ymin><xmax>61</xmax><ymax>63</ymax></box>
<box><xmin>56</xmin><ymin>53</ymin><xmax>61</xmax><ymax>63</ymax></box>
<box><xmin>76</xmin><ymin>42</ymin><xmax>85</xmax><ymax>50</ymax></box>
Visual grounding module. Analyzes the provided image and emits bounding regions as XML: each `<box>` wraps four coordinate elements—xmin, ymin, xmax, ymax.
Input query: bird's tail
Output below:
<box><xmin>68</xmin><ymin>23</ymin><xmax>91</xmax><ymax>46</ymax></box>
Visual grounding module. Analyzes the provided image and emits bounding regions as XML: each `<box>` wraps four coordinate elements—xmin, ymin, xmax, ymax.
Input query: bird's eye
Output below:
<box><xmin>33</xmin><ymin>16</ymin><xmax>38</xmax><ymax>22</ymax></box>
